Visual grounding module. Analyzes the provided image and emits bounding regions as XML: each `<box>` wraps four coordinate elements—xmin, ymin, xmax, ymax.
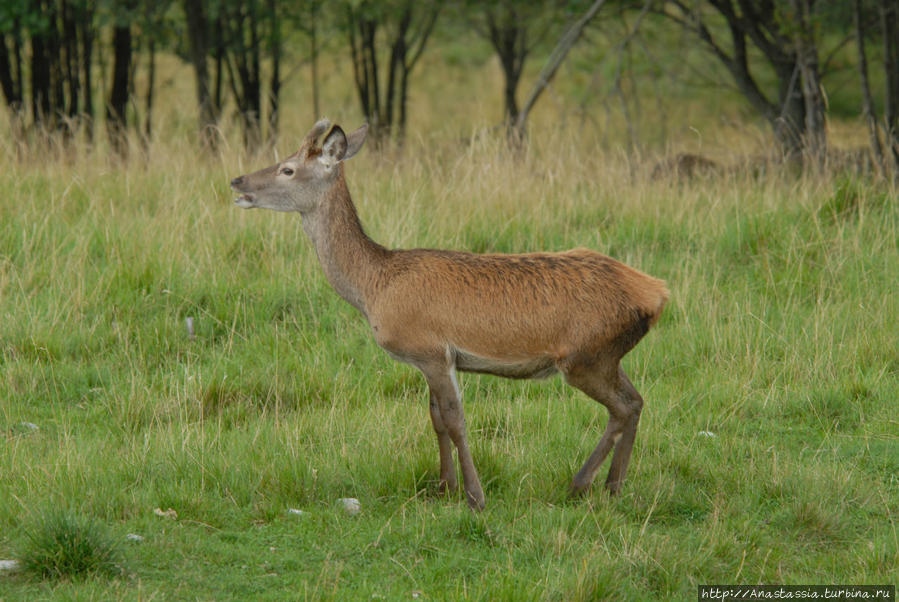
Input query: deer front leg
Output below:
<box><xmin>428</xmin><ymin>388</ymin><xmax>458</xmax><ymax>494</ymax></box>
<box><xmin>419</xmin><ymin>362</ymin><xmax>485</xmax><ymax>511</ymax></box>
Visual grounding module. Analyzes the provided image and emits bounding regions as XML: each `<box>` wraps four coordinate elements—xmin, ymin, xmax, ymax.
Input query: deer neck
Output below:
<box><xmin>300</xmin><ymin>170</ymin><xmax>388</xmax><ymax>316</ymax></box>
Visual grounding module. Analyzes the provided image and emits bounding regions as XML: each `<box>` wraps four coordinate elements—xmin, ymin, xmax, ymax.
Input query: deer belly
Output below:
<box><xmin>452</xmin><ymin>346</ymin><xmax>558</xmax><ymax>379</ymax></box>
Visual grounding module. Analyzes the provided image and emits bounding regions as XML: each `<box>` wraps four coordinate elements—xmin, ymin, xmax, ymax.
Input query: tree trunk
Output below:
<box><xmin>183</xmin><ymin>0</ymin><xmax>217</xmax><ymax>151</ymax></box>
<box><xmin>790</xmin><ymin>0</ymin><xmax>826</xmax><ymax>167</ymax></box>
<box><xmin>854</xmin><ymin>0</ymin><xmax>885</xmax><ymax>174</ymax></box>
<box><xmin>363</xmin><ymin>19</ymin><xmax>380</xmax><ymax>131</ymax></box>
<box><xmin>225</xmin><ymin>1</ymin><xmax>263</xmax><ymax>153</ymax></box>
<box><xmin>348</xmin><ymin>14</ymin><xmax>381</xmax><ymax>136</ymax></box>
<box><xmin>144</xmin><ymin>38</ymin><xmax>156</xmax><ymax>145</ymax></box>
<box><xmin>0</xmin><ymin>35</ymin><xmax>21</xmax><ymax>110</ymax></box>
<box><xmin>515</xmin><ymin>0</ymin><xmax>608</xmax><ymax>137</ymax></box>
<box><xmin>47</xmin><ymin>4</ymin><xmax>64</xmax><ymax>131</ymax></box>
<box><xmin>267</xmin><ymin>0</ymin><xmax>280</xmax><ymax>147</ymax></box>
<box><xmin>310</xmin><ymin>22</ymin><xmax>320</xmax><ymax>120</ymax></box>
<box><xmin>882</xmin><ymin>0</ymin><xmax>899</xmax><ymax>176</ymax></box>
<box><xmin>502</xmin><ymin>61</ymin><xmax>521</xmax><ymax>125</ymax></box>
<box><xmin>484</xmin><ymin>8</ymin><xmax>527</xmax><ymax>128</ymax></box>
<box><xmin>61</xmin><ymin>0</ymin><xmax>80</xmax><ymax>124</ymax></box>
<box><xmin>107</xmin><ymin>23</ymin><xmax>132</xmax><ymax>156</ymax></box>
<box><xmin>398</xmin><ymin>63</ymin><xmax>410</xmax><ymax>140</ymax></box>
<box><xmin>78</xmin><ymin>3</ymin><xmax>94</xmax><ymax>141</ymax></box>
<box><xmin>30</xmin><ymin>28</ymin><xmax>52</xmax><ymax>128</ymax></box>
<box><xmin>213</xmin><ymin>13</ymin><xmax>224</xmax><ymax>117</ymax></box>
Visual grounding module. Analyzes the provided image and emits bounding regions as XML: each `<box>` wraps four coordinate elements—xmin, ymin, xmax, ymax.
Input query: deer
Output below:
<box><xmin>229</xmin><ymin>119</ymin><xmax>669</xmax><ymax>511</ymax></box>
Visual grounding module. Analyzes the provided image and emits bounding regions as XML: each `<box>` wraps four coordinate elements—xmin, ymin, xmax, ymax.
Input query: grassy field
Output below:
<box><xmin>1</xmin><ymin>36</ymin><xmax>898</xmax><ymax>599</ymax></box>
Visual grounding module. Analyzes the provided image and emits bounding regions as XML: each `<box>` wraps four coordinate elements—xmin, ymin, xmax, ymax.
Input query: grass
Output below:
<box><xmin>18</xmin><ymin>510</ymin><xmax>123</xmax><ymax>580</ymax></box>
<box><xmin>0</xmin><ymin>48</ymin><xmax>898</xmax><ymax>597</ymax></box>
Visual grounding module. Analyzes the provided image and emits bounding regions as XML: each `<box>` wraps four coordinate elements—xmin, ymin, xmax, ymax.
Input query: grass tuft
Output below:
<box><xmin>18</xmin><ymin>509</ymin><xmax>123</xmax><ymax>580</ymax></box>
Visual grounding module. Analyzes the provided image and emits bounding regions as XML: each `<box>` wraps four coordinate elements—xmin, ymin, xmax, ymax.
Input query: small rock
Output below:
<box><xmin>287</xmin><ymin>508</ymin><xmax>306</xmax><ymax>516</ymax></box>
<box><xmin>125</xmin><ymin>533</ymin><xmax>144</xmax><ymax>542</ymax></box>
<box><xmin>337</xmin><ymin>498</ymin><xmax>361</xmax><ymax>515</ymax></box>
<box><xmin>0</xmin><ymin>560</ymin><xmax>20</xmax><ymax>572</ymax></box>
<box><xmin>698</xmin><ymin>431</ymin><xmax>717</xmax><ymax>438</ymax></box>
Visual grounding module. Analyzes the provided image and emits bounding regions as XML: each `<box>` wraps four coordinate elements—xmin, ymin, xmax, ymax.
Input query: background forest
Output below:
<box><xmin>1</xmin><ymin>0</ymin><xmax>898</xmax><ymax>169</ymax></box>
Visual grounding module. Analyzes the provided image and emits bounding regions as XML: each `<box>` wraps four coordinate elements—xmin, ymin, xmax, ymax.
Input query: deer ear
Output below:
<box><xmin>320</xmin><ymin>125</ymin><xmax>347</xmax><ymax>167</ymax></box>
<box><xmin>343</xmin><ymin>124</ymin><xmax>369</xmax><ymax>161</ymax></box>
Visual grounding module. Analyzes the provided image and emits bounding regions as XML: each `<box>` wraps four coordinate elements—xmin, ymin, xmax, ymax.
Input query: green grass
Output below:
<box><xmin>18</xmin><ymin>510</ymin><xmax>124</xmax><ymax>580</ymax></box>
<box><xmin>1</xmin><ymin>119</ymin><xmax>897</xmax><ymax>599</ymax></box>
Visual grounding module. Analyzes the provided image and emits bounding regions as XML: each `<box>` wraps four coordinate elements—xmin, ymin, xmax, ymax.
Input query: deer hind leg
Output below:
<box><xmin>428</xmin><ymin>388</ymin><xmax>458</xmax><ymax>494</ymax></box>
<box><xmin>418</xmin><ymin>361</ymin><xmax>485</xmax><ymax>511</ymax></box>
<box><xmin>604</xmin><ymin>368</ymin><xmax>644</xmax><ymax>494</ymax></box>
<box><xmin>562</xmin><ymin>359</ymin><xmax>643</xmax><ymax>496</ymax></box>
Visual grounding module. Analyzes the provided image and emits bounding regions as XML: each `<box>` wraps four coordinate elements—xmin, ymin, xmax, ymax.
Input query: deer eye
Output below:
<box><xmin>280</xmin><ymin>167</ymin><xmax>294</xmax><ymax>176</ymax></box>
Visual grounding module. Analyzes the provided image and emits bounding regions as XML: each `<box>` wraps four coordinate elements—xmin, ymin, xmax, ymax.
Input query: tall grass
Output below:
<box><xmin>1</xmin><ymin>87</ymin><xmax>897</xmax><ymax>598</ymax></box>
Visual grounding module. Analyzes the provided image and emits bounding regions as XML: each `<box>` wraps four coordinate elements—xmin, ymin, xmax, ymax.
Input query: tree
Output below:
<box><xmin>219</xmin><ymin>0</ymin><xmax>287</xmax><ymax>152</ymax></box>
<box><xmin>514</xmin><ymin>0</ymin><xmax>609</xmax><ymax>138</ymax></box>
<box><xmin>881</xmin><ymin>0</ymin><xmax>899</xmax><ymax>176</ymax></box>
<box><xmin>851</xmin><ymin>0</ymin><xmax>898</xmax><ymax>179</ymax></box>
<box><xmin>292</xmin><ymin>0</ymin><xmax>324</xmax><ymax>122</ymax></box>
<box><xmin>0</xmin><ymin>0</ymin><xmax>97</xmax><ymax>143</ymax></box>
<box><xmin>345</xmin><ymin>0</ymin><xmax>440</xmax><ymax>142</ymax></box>
<box><xmin>854</xmin><ymin>0</ymin><xmax>885</xmax><ymax>173</ymax></box>
<box><xmin>107</xmin><ymin>7</ymin><xmax>134</xmax><ymax>156</ymax></box>
<box><xmin>467</xmin><ymin>0</ymin><xmax>568</xmax><ymax>128</ymax></box>
<box><xmin>662</xmin><ymin>0</ymin><xmax>832</xmax><ymax>162</ymax></box>
<box><xmin>140</xmin><ymin>0</ymin><xmax>174</xmax><ymax>145</ymax></box>
<box><xmin>0</xmin><ymin>2</ymin><xmax>26</xmax><ymax>133</ymax></box>
<box><xmin>183</xmin><ymin>0</ymin><xmax>219</xmax><ymax>151</ymax></box>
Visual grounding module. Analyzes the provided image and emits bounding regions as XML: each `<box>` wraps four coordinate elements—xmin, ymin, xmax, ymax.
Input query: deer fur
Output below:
<box><xmin>230</xmin><ymin>119</ymin><xmax>669</xmax><ymax>510</ymax></box>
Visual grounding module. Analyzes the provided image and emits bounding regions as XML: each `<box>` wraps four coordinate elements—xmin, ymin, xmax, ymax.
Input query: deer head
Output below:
<box><xmin>230</xmin><ymin>119</ymin><xmax>369</xmax><ymax>213</ymax></box>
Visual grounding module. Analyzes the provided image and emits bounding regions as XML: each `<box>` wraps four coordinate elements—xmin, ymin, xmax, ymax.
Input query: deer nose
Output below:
<box><xmin>230</xmin><ymin>176</ymin><xmax>245</xmax><ymax>188</ymax></box>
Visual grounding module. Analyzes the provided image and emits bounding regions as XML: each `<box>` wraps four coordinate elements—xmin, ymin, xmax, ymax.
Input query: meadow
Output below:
<box><xmin>1</xmin><ymin>38</ymin><xmax>898</xmax><ymax>600</ymax></box>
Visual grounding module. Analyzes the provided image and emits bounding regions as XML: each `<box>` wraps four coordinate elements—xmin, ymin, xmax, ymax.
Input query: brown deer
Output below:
<box><xmin>230</xmin><ymin>119</ymin><xmax>669</xmax><ymax>511</ymax></box>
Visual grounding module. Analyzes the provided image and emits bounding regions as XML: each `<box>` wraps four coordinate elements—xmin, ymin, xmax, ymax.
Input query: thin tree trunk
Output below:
<box><xmin>184</xmin><ymin>0</ymin><xmax>217</xmax><ymax>151</ymax></box>
<box><xmin>79</xmin><ymin>4</ymin><xmax>94</xmax><ymax>141</ymax></box>
<box><xmin>47</xmin><ymin>5</ymin><xmax>64</xmax><ymax>132</ymax></box>
<box><xmin>61</xmin><ymin>0</ymin><xmax>80</xmax><ymax>124</ymax></box>
<box><xmin>363</xmin><ymin>20</ymin><xmax>380</xmax><ymax>131</ymax></box>
<box><xmin>144</xmin><ymin>38</ymin><xmax>156</xmax><ymax>145</ymax></box>
<box><xmin>31</xmin><ymin>29</ymin><xmax>52</xmax><ymax>129</ymax></box>
<box><xmin>854</xmin><ymin>0</ymin><xmax>885</xmax><ymax>174</ymax></box>
<box><xmin>790</xmin><ymin>0</ymin><xmax>826</xmax><ymax>167</ymax></box>
<box><xmin>773</xmin><ymin>63</ymin><xmax>806</xmax><ymax>161</ymax></box>
<box><xmin>485</xmin><ymin>9</ymin><xmax>527</xmax><ymax>128</ymax></box>
<box><xmin>311</xmin><ymin>23</ymin><xmax>320</xmax><ymax>120</ymax></box>
<box><xmin>398</xmin><ymin>65</ymin><xmax>410</xmax><ymax>140</ymax></box>
<box><xmin>882</xmin><ymin>0</ymin><xmax>899</xmax><ymax>176</ymax></box>
<box><xmin>107</xmin><ymin>23</ymin><xmax>132</xmax><ymax>157</ymax></box>
<box><xmin>515</xmin><ymin>0</ymin><xmax>608</xmax><ymax>137</ymax></box>
<box><xmin>501</xmin><ymin>54</ymin><xmax>522</xmax><ymax>125</ymax></box>
<box><xmin>267</xmin><ymin>0</ymin><xmax>280</xmax><ymax>147</ymax></box>
<box><xmin>213</xmin><ymin>14</ymin><xmax>224</xmax><ymax>117</ymax></box>
<box><xmin>248</xmin><ymin>5</ymin><xmax>261</xmax><ymax>151</ymax></box>
<box><xmin>0</xmin><ymin>37</ymin><xmax>20</xmax><ymax>109</ymax></box>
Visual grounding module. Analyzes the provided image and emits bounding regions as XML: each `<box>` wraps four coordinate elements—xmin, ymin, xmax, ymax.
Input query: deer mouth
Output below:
<box><xmin>234</xmin><ymin>193</ymin><xmax>256</xmax><ymax>208</ymax></box>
